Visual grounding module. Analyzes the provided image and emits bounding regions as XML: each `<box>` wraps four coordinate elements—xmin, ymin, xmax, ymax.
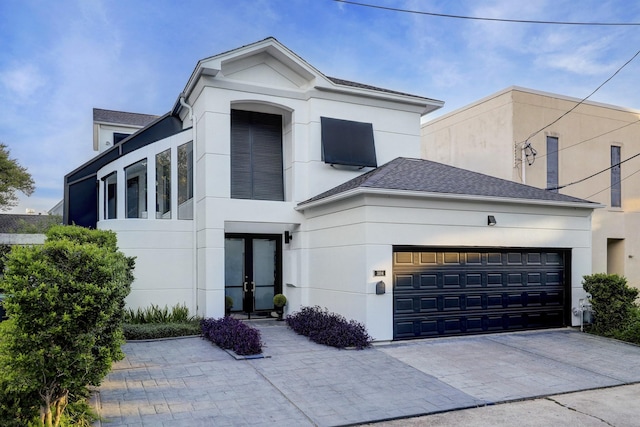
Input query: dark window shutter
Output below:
<box><xmin>231</xmin><ymin>110</ymin><xmax>283</xmax><ymax>201</ymax></box>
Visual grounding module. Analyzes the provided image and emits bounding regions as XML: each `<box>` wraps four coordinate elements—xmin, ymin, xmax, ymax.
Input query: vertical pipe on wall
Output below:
<box><xmin>180</xmin><ymin>95</ymin><xmax>198</xmax><ymax>315</ymax></box>
<box><xmin>521</xmin><ymin>144</ymin><xmax>526</xmax><ymax>184</ymax></box>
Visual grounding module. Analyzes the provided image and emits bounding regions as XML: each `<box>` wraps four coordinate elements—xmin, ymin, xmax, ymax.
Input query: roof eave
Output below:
<box><xmin>296</xmin><ymin>187</ymin><xmax>604</xmax><ymax>211</ymax></box>
<box><xmin>315</xmin><ymin>85</ymin><xmax>444</xmax><ymax>115</ymax></box>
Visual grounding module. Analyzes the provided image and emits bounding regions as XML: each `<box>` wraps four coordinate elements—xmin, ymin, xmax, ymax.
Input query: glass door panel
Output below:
<box><xmin>224</xmin><ymin>238</ymin><xmax>245</xmax><ymax>312</ymax></box>
<box><xmin>253</xmin><ymin>239</ymin><xmax>276</xmax><ymax>311</ymax></box>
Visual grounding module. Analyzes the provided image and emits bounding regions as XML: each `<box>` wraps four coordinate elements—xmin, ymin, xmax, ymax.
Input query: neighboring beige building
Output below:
<box><xmin>422</xmin><ymin>86</ymin><xmax>640</xmax><ymax>288</ymax></box>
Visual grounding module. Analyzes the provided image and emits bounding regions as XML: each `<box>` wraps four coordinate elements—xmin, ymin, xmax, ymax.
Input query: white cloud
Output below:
<box><xmin>0</xmin><ymin>63</ymin><xmax>46</xmax><ymax>101</ymax></box>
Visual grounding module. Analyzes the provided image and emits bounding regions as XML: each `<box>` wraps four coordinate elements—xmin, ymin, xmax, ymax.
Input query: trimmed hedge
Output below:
<box><xmin>201</xmin><ymin>317</ymin><xmax>263</xmax><ymax>355</ymax></box>
<box><xmin>123</xmin><ymin>322</ymin><xmax>201</xmax><ymax>340</ymax></box>
<box><xmin>286</xmin><ymin>306</ymin><xmax>372</xmax><ymax>350</ymax></box>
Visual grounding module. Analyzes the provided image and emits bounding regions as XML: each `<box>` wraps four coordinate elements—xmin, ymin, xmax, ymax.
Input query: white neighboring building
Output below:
<box><xmin>93</xmin><ymin>108</ymin><xmax>158</xmax><ymax>153</ymax></box>
<box><xmin>65</xmin><ymin>39</ymin><xmax>599</xmax><ymax>341</ymax></box>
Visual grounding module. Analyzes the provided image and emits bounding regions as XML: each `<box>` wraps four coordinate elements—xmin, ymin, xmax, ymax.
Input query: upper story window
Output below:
<box><xmin>156</xmin><ymin>149</ymin><xmax>171</xmax><ymax>219</ymax></box>
<box><xmin>178</xmin><ymin>141</ymin><xmax>193</xmax><ymax>219</ymax></box>
<box><xmin>230</xmin><ymin>109</ymin><xmax>284</xmax><ymax>201</ymax></box>
<box><xmin>113</xmin><ymin>132</ymin><xmax>130</xmax><ymax>145</ymax></box>
<box><xmin>103</xmin><ymin>172</ymin><xmax>117</xmax><ymax>219</ymax></box>
<box><xmin>321</xmin><ymin>117</ymin><xmax>377</xmax><ymax>168</ymax></box>
<box><xmin>546</xmin><ymin>136</ymin><xmax>559</xmax><ymax>192</ymax></box>
<box><xmin>611</xmin><ymin>145</ymin><xmax>621</xmax><ymax>208</ymax></box>
<box><xmin>125</xmin><ymin>159</ymin><xmax>147</xmax><ymax>218</ymax></box>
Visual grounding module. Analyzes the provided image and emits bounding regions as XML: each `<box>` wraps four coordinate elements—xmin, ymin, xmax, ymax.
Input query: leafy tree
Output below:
<box><xmin>0</xmin><ymin>225</ymin><xmax>134</xmax><ymax>426</ymax></box>
<box><xmin>0</xmin><ymin>143</ymin><xmax>35</xmax><ymax>210</ymax></box>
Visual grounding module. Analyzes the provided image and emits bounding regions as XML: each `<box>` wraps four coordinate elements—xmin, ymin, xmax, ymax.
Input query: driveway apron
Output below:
<box><xmin>94</xmin><ymin>324</ymin><xmax>640</xmax><ymax>427</ymax></box>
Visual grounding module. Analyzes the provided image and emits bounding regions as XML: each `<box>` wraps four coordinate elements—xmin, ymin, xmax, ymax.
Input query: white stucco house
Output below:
<box><xmin>64</xmin><ymin>38</ymin><xmax>600</xmax><ymax>341</ymax></box>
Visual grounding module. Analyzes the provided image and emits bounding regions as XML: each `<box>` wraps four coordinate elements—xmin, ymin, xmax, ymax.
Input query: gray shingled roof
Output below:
<box><xmin>299</xmin><ymin>157</ymin><xmax>597</xmax><ymax>207</ymax></box>
<box><xmin>93</xmin><ymin>108</ymin><xmax>159</xmax><ymax>127</ymax></box>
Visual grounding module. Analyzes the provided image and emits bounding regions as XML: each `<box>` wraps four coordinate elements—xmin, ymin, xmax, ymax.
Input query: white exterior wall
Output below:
<box><xmin>180</xmin><ymin>56</ymin><xmax>428</xmax><ymax>318</ymax></box>
<box><xmin>300</xmin><ymin>194</ymin><xmax>594</xmax><ymax>341</ymax></box>
<box><xmin>97</xmin><ymin>129</ymin><xmax>196</xmax><ymax>312</ymax></box>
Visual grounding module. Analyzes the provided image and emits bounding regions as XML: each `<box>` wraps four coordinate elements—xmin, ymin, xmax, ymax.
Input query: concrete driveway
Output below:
<box><xmin>94</xmin><ymin>323</ymin><xmax>640</xmax><ymax>426</ymax></box>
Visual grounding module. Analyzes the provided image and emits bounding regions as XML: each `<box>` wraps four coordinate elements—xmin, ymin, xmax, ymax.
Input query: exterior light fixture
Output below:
<box><xmin>284</xmin><ymin>230</ymin><xmax>292</xmax><ymax>243</ymax></box>
<box><xmin>487</xmin><ymin>215</ymin><xmax>497</xmax><ymax>226</ymax></box>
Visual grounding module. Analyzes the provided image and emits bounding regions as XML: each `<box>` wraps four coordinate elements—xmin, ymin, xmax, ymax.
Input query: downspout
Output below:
<box><xmin>521</xmin><ymin>144</ymin><xmax>526</xmax><ymax>184</ymax></box>
<box><xmin>180</xmin><ymin>95</ymin><xmax>198</xmax><ymax>316</ymax></box>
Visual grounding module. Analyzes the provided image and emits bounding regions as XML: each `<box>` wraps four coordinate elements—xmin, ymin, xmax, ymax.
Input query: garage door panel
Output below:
<box><xmin>394</xmin><ymin>252</ymin><xmax>414</xmax><ymax>265</ymax></box>
<box><xmin>507</xmin><ymin>252</ymin><xmax>523</xmax><ymax>264</ymax></box>
<box><xmin>420</xmin><ymin>274</ymin><xmax>438</xmax><ymax>288</ymax></box>
<box><xmin>393</xmin><ymin>248</ymin><xmax>569</xmax><ymax>339</ymax></box>
<box><xmin>466</xmin><ymin>252</ymin><xmax>482</xmax><ymax>264</ymax></box>
<box><xmin>419</xmin><ymin>252</ymin><xmax>437</xmax><ymax>264</ymax></box>
<box><xmin>443</xmin><ymin>274</ymin><xmax>461</xmax><ymax>287</ymax></box>
<box><xmin>395</xmin><ymin>274</ymin><xmax>414</xmax><ymax>289</ymax></box>
<box><xmin>395</xmin><ymin>297</ymin><xmax>414</xmax><ymax>313</ymax></box>
<box><xmin>508</xmin><ymin>273</ymin><xmax>524</xmax><ymax>285</ymax></box>
<box><xmin>420</xmin><ymin>297</ymin><xmax>438</xmax><ymax>312</ymax></box>
<box><xmin>466</xmin><ymin>273</ymin><xmax>483</xmax><ymax>287</ymax></box>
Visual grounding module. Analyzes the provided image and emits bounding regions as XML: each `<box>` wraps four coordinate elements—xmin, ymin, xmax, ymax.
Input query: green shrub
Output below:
<box><xmin>124</xmin><ymin>303</ymin><xmax>198</xmax><ymax>324</ymax></box>
<box><xmin>613</xmin><ymin>306</ymin><xmax>640</xmax><ymax>345</ymax></box>
<box><xmin>273</xmin><ymin>293</ymin><xmax>287</xmax><ymax>307</ymax></box>
<box><xmin>123</xmin><ymin>322</ymin><xmax>201</xmax><ymax>340</ymax></box>
<box><xmin>0</xmin><ymin>226</ymin><xmax>134</xmax><ymax>426</ymax></box>
<box><xmin>582</xmin><ymin>273</ymin><xmax>639</xmax><ymax>335</ymax></box>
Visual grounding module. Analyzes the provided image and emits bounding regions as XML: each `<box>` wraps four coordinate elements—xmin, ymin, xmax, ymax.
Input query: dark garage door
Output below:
<box><xmin>393</xmin><ymin>248</ymin><xmax>570</xmax><ymax>339</ymax></box>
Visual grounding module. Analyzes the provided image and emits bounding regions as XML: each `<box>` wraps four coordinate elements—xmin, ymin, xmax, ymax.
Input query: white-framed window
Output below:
<box><xmin>177</xmin><ymin>141</ymin><xmax>193</xmax><ymax>220</ymax></box>
<box><xmin>103</xmin><ymin>172</ymin><xmax>117</xmax><ymax>219</ymax></box>
<box><xmin>125</xmin><ymin>159</ymin><xmax>147</xmax><ymax>218</ymax></box>
<box><xmin>156</xmin><ymin>149</ymin><xmax>171</xmax><ymax>219</ymax></box>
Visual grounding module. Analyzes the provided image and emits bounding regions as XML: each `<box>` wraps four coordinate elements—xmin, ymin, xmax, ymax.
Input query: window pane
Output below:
<box><xmin>546</xmin><ymin>136</ymin><xmax>558</xmax><ymax>192</ymax></box>
<box><xmin>611</xmin><ymin>146</ymin><xmax>621</xmax><ymax>207</ymax></box>
<box><xmin>104</xmin><ymin>173</ymin><xmax>117</xmax><ymax>219</ymax></box>
<box><xmin>155</xmin><ymin>149</ymin><xmax>171</xmax><ymax>219</ymax></box>
<box><xmin>178</xmin><ymin>141</ymin><xmax>193</xmax><ymax>220</ymax></box>
<box><xmin>125</xmin><ymin>159</ymin><xmax>147</xmax><ymax>219</ymax></box>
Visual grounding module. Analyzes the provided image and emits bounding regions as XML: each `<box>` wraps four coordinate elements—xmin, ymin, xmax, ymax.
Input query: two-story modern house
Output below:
<box><xmin>65</xmin><ymin>39</ymin><xmax>599</xmax><ymax>341</ymax></box>
<box><xmin>423</xmin><ymin>86</ymin><xmax>640</xmax><ymax>290</ymax></box>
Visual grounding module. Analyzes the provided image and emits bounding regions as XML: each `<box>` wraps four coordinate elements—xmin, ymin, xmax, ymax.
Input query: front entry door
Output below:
<box><xmin>225</xmin><ymin>235</ymin><xmax>281</xmax><ymax>316</ymax></box>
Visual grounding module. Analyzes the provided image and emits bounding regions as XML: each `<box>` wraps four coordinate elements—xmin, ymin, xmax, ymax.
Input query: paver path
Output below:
<box><xmin>94</xmin><ymin>324</ymin><xmax>640</xmax><ymax>427</ymax></box>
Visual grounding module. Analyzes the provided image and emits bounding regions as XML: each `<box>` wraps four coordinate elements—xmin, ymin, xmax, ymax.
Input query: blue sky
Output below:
<box><xmin>1</xmin><ymin>0</ymin><xmax>639</xmax><ymax>214</ymax></box>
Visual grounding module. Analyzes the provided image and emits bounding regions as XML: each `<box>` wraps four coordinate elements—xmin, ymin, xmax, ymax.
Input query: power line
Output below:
<box><xmin>584</xmin><ymin>166</ymin><xmax>640</xmax><ymax>200</ymax></box>
<box><xmin>535</xmin><ymin>119</ymin><xmax>640</xmax><ymax>161</ymax></box>
<box><xmin>547</xmin><ymin>151</ymin><xmax>640</xmax><ymax>191</ymax></box>
<box><xmin>334</xmin><ymin>0</ymin><xmax>640</xmax><ymax>26</ymax></box>
<box><xmin>522</xmin><ymin>49</ymin><xmax>640</xmax><ymax>144</ymax></box>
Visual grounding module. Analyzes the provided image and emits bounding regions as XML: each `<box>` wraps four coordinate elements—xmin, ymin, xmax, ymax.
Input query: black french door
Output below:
<box><xmin>224</xmin><ymin>234</ymin><xmax>282</xmax><ymax>316</ymax></box>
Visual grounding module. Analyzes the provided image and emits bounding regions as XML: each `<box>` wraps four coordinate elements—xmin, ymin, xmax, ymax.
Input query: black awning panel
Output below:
<box><xmin>321</xmin><ymin>117</ymin><xmax>377</xmax><ymax>167</ymax></box>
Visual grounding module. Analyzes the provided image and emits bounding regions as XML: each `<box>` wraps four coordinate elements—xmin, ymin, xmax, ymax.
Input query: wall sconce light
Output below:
<box><xmin>487</xmin><ymin>215</ymin><xmax>497</xmax><ymax>226</ymax></box>
<box><xmin>284</xmin><ymin>230</ymin><xmax>292</xmax><ymax>243</ymax></box>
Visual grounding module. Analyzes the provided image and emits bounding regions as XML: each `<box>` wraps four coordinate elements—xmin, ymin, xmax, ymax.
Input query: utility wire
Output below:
<box><xmin>522</xmin><ymin>49</ymin><xmax>640</xmax><ymax>143</ymax></box>
<box><xmin>547</xmin><ymin>151</ymin><xmax>640</xmax><ymax>191</ymax></box>
<box><xmin>334</xmin><ymin>0</ymin><xmax>640</xmax><ymax>26</ymax></box>
<box><xmin>536</xmin><ymin>119</ymin><xmax>640</xmax><ymax>160</ymax></box>
<box><xmin>585</xmin><ymin>167</ymin><xmax>640</xmax><ymax>200</ymax></box>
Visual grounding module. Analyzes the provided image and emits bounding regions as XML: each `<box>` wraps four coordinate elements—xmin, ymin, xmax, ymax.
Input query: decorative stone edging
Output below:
<box><xmin>223</xmin><ymin>348</ymin><xmax>271</xmax><ymax>360</ymax></box>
